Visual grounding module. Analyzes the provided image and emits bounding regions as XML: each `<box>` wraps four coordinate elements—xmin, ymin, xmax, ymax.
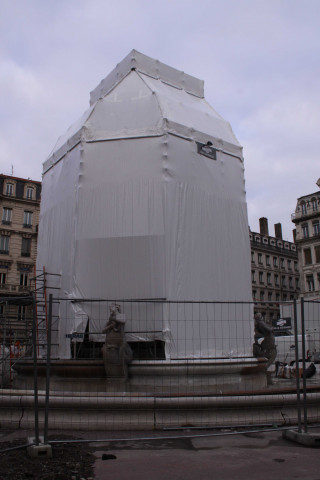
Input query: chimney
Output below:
<box><xmin>259</xmin><ymin>217</ymin><xmax>269</xmax><ymax>236</ymax></box>
<box><xmin>274</xmin><ymin>223</ymin><xmax>283</xmax><ymax>240</ymax></box>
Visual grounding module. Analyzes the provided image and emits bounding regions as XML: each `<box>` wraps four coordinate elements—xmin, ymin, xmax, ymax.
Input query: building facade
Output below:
<box><xmin>250</xmin><ymin>217</ymin><xmax>300</xmax><ymax>324</ymax></box>
<box><xmin>0</xmin><ymin>174</ymin><xmax>41</xmax><ymax>347</ymax></box>
<box><xmin>292</xmin><ymin>179</ymin><xmax>320</xmax><ymax>300</ymax></box>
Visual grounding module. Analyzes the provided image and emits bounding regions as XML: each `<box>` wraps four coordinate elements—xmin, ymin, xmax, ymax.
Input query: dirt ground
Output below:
<box><xmin>0</xmin><ymin>434</ymin><xmax>96</xmax><ymax>480</ymax></box>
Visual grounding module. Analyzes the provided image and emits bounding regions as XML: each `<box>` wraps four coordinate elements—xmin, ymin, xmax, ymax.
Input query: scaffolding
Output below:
<box><xmin>0</xmin><ymin>267</ymin><xmax>60</xmax><ymax>387</ymax></box>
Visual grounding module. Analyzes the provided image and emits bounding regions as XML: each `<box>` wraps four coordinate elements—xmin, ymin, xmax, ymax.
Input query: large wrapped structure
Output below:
<box><xmin>37</xmin><ymin>50</ymin><xmax>253</xmax><ymax>359</ymax></box>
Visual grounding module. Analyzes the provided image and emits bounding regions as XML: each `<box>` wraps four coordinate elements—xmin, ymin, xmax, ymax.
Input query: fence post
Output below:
<box><xmin>32</xmin><ymin>293</ymin><xmax>40</xmax><ymax>446</ymax></box>
<box><xmin>2</xmin><ymin>305</ymin><xmax>7</xmax><ymax>385</ymax></box>
<box><xmin>300</xmin><ymin>297</ymin><xmax>308</xmax><ymax>433</ymax></box>
<box><xmin>293</xmin><ymin>298</ymin><xmax>302</xmax><ymax>433</ymax></box>
<box><xmin>44</xmin><ymin>294</ymin><xmax>53</xmax><ymax>445</ymax></box>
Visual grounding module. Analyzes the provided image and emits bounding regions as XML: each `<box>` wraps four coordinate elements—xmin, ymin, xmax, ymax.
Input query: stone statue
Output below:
<box><xmin>101</xmin><ymin>304</ymin><xmax>132</xmax><ymax>379</ymax></box>
<box><xmin>253</xmin><ymin>313</ymin><xmax>277</xmax><ymax>368</ymax></box>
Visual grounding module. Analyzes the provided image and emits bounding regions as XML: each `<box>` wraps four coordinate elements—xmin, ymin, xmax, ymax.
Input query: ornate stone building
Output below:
<box><xmin>0</xmin><ymin>174</ymin><xmax>41</xmax><ymax>346</ymax></box>
<box><xmin>250</xmin><ymin>217</ymin><xmax>300</xmax><ymax>324</ymax></box>
<box><xmin>292</xmin><ymin>179</ymin><xmax>320</xmax><ymax>300</ymax></box>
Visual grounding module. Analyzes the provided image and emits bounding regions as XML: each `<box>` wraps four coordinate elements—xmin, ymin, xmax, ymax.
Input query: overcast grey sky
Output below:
<box><xmin>1</xmin><ymin>0</ymin><xmax>319</xmax><ymax>241</ymax></box>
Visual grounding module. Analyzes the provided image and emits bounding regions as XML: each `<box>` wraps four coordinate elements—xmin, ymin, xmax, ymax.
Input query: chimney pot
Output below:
<box><xmin>274</xmin><ymin>223</ymin><xmax>283</xmax><ymax>240</ymax></box>
<box><xmin>259</xmin><ymin>217</ymin><xmax>269</xmax><ymax>236</ymax></box>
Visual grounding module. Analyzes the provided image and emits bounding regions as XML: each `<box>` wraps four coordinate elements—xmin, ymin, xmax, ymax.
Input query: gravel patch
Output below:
<box><xmin>0</xmin><ymin>435</ymin><xmax>95</xmax><ymax>480</ymax></box>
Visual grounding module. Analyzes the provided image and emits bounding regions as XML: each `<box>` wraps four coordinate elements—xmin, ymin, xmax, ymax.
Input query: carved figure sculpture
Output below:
<box><xmin>101</xmin><ymin>304</ymin><xmax>132</xmax><ymax>379</ymax></box>
<box><xmin>253</xmin><ymin>313</ymin><xmax>277</xmax><ymax>368</ymax></box>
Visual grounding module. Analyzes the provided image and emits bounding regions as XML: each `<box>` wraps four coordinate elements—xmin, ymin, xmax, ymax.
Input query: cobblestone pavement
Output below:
<box><xmin>92</xmin><ymin>428</ymin><xmax>320</xmax><ymax>480</ymax></box>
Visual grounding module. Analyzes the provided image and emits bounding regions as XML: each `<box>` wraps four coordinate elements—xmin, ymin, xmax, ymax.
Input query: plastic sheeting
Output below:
<box><xmin>37</xmin><ymin>50</ymin><xmax>253</xmax><ymax>359</ymax></box>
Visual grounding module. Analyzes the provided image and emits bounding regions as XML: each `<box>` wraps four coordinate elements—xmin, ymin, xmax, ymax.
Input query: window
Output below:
<box><xmin>20</xmin><ymin>273</ymin><xmax>28</xmax><ymax>286</ymax></box>
<box><xmin>296</xmin><ymin>278</ymin><xmax>299</xmax><ymax>289</ymax></box>
<box><xmin>0</xmin><ymin>272</ymin><xmax>6</xmax><ymax>285</ymax></box>
<box><xmin>252</xmin><ymin>290</ymin><xmax>256</xmax><ymax>300</ymax></box>
<box><xmin>282</xmin><ymin>275</ymin><xmax>286</xmax><ymax>287</ymax></box>
<box><xmin>302</xmin><ymin>223</ymin><xmax>309</xmax><ymax>238</ymax></box>
<box><xmin>2</xmin><ymin>207</ymin><xmax>12</xmax><ymax>225</ymax></box>
<box><xmin>259</xmin><ymin>271</ymin><xmax>264</xmax><ymax>283</ymax></box>
<box><xmin>287</xmin><ymin>259</ymin><xmax>291</xmax><ymax>270</ymax></box>
<box><xmin>266</xmin><ymin>255</ymin><xmax>270</xmax><ymax>266</ymax></box>
<box><xmin>0</xmin><ymin>235</ymin><xmax>9</xmax><ymax>254</ymax></box>
<box><xmin>283</xmin><ymin>293</ymin><xmax>287</xmax><ymax>301</ymax></box>
<box><xmin>315</xmin><ymin>245</ymin><xmax>320</xmax><ymax>263</ymax></box>
<box><xmin>294</xmin><ymin>261</ymin><xmax>298</xmax><ymax>272</ymax></box>
<box><xmin>26</xmin><ymin>187</ymin><xmax>33</xmax><ymax>200</ymax></box>
<box><xmin>23</xmin><ymin>211</ymin><xmax>33</xmax><ymax>228</ymax></box>
<box><xmin>276</xmin><ymin>293</ymin><xmax>280</xmax><ymax>302</ymax></box>
<box><xmin>273</xmin><ymin>257</ymin><xmax>278</xmax><ymax>267</ymax></box>
<box><xmin>304</xmin><ymin>248</ymin><xmax>312</xmax><ymax>265</ymax></box>
<box><xmin>21</xmin><ymin>237</ymin><xmax>31</xmax><ymax>257</ymax></box>
<box><xmin>18</xmin><ymin>305</ymin><xmax>27</xmax><ymax>321</ymax></box>
<box><xmin>313</xmin><ymin>221</ymin><xmax>320</xmax><ymax>236</ymax></box>
<box><xmin>267</xmin><ymin>273</ymin><xmax>271</xmax><ymax>285</ymax></box>
<box><xmin>251</xmin><ymin>251</ymin><xmax>255</xmax><ymax>263</ymax></box>
<box><xmin>306</xmin><ymin>274</ymin><xmax>315</xmax><ymax>292</ymax></box>
<box><xmin>312</xmin><ymin>198</ymin><xmax>318</xmax><ymax>212</ymax></box>
<box><xmin>301</xmin><ymin>202</ymin><xmax>307</xmax><ymax>214</ymax></box>
<box><xmin>5</xmin><ymin>183</ymin><xmax>13</xmax><ymax>196</ymax></box>
<box><xmin>268</xmin><ymin>292</ymin><xmax>272</xmax><ymax>302</ymax></box>
<box><xmin>280</xmin><ymin>258</ymin><xmax>284</xmax><ymax>269</ymax></box>
<box><xmin>251</xmin><ymin>270</ymin><xmax>256</xmax><ymax>282</ymax></box>
<box><xmin>260</xmin><ymin>290</ymin><xmax>265</xmax><ymax>301</ymax></box>
<box><xmin>258</xmin><ymin>253</ymin><xmax>263</xmax><ymax>264</ymax></box>
<box><xmin>275</xmin><ymin>274</ymin><xmax>279</xmax><ymax>286</ymax></box>
<box><xmin>289</xmin><ymin>277</ymin><xmax>293</xmax><ymax>288</ymax></box>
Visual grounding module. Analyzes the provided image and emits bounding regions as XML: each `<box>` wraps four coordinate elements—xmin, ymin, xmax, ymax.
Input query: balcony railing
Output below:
<box><xmin>0</xmin><ymin>283</ymin><xmax>32</xmax><ymax>293</ymax></box>
<box><xmin>292</xmin><ymin>204</ymin><xmax>320</xmax><ymax>222</ymax></box>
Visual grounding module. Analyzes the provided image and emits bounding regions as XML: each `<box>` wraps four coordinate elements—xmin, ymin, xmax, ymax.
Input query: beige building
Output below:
<box><xmin>0</xmin><ymin>174</ymin><xmax>41</xmax><ymax>345</ymax></box>
<box><xmin>292</xmin><ymin>179</ymin><xmax>320</xmax><ymax>300</ymax></box>
<box><xmin>250</xmin><ymin>217</ymin><xmax>300</xmax><ymax>324</ymax></box>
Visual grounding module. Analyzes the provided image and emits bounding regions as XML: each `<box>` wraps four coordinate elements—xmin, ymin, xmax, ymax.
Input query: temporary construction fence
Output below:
<box><xmin>0</xmin><ymin>295</ymin><xmax>34</xmax><ymax>388</ymax></box>
<box><xmin>0</xmin><ymin>296</ymin><xmax>319</xmax><ymax>443</ymax></box>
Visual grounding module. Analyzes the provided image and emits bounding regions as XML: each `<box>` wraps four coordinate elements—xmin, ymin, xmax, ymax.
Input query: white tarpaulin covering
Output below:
<box><xmin>37</xmin><ymin>50</ymin><xmax>253</xmax><ymax>359</ymax></box>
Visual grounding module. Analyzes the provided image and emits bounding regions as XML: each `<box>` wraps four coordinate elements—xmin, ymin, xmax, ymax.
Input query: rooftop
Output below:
<box><xmin>0</xmin><ymin>174</ymin><xmax>41</xmax><ymax>185</ymax></box>
<box><xmin>90</xmin><ymin>49</ymin><xmax>204</xmax><ymax>106</ymax></box>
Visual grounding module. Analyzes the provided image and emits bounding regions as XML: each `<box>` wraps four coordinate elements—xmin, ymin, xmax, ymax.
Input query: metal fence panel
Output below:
<box><xmin>0</xmin><ymin>297</ymin><xmax>319</xmax><ymax>439</ymax></box>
